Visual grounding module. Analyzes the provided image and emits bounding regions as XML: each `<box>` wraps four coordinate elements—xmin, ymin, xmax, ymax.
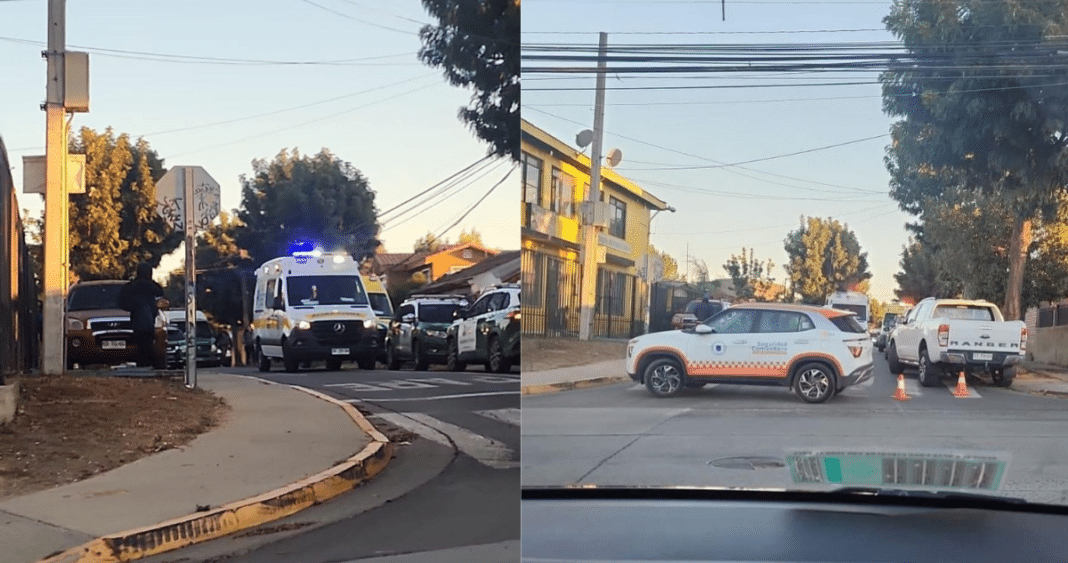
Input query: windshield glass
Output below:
<box><xmin>368</xmin><ymin>293</ymin><xmax>393</xmax><ymax>317</ymax></box>
<box><xmin>67</xmin><ymin>284</ymin><xmax>123</xmax><ymax>311</ymax></box>
<box><xmin>170</xmin><ymin>321</ymin><xmax>214</xmax><ymax>339</ymax></box>
<box><xmin>419</xmin><ymin>303</ymin><xmax>463</xmax><ymax>323</ymax></box>
<box><xmin>523</xmin><ymin>0</ymin><xmax>1068</xmax><ymax>509</ymax></box>
<box><xmin>286</xmin><ymin>275</ymin><xmax>368</xmax><ymax>307</ymax></box>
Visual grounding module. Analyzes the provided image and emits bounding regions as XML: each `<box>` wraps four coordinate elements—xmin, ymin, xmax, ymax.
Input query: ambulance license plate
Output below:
<box><xmin>331</xmin><ymin>348</ymin><xmax>349</xmax><ymax>356</ymax></box>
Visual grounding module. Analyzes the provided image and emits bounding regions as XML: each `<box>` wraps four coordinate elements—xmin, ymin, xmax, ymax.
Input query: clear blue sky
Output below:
<box><xmin>524</xmin><ymin>0</ymin><xmax>912</xmax><ymax>302</ymax></box>
<box><xmin>0</xmin><ymin>0</ymin><xmax>517</xmax><ymax>277</ymax></box>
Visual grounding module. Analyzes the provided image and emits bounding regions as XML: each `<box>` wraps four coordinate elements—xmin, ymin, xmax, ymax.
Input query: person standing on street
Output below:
<box><xmin>694</xmin><ymin>293</ymin><xmax>716</xmax><ymax>323</ymax></box>
<box><xmin>118</xmin><ymin>262</ymin><xmax>167</xmax><ymax>368</ymax></box>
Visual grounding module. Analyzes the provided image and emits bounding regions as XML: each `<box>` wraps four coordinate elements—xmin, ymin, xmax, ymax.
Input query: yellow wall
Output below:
<box><xmin>426</xmin><ymin>247</ymin><xmax>494</xmax><ymax>281</ymax></box>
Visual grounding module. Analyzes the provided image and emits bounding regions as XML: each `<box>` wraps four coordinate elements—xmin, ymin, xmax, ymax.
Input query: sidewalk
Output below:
<box><xmin>522</xmin><ymin>357</ymin><xmax>1068</xmax><ymax>397</ymax></box>
<box><xmin>0</xmin><ymin>372</ymin><xmax>390</xmax><ymax>563</ymax></box>
<box><xmin>522</xmin><ymin>359</ymin><xmax>629</xmax><ymax>395</ymax></box>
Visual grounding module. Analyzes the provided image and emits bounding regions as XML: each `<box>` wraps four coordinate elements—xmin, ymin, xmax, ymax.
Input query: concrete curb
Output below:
<box><xmin>37</xmin><ymin>376</ymin><xmax>394</xmax><ymax>563</ymax></box>
<box><xmin>522</xmin><ymin>375</ymin><xmax>632</xmax><ymax>395</ymax></box>
<box><xmin>0</xmin><ymin>378</ymin><xmax>19</xmax><ymax>424</ymax></box>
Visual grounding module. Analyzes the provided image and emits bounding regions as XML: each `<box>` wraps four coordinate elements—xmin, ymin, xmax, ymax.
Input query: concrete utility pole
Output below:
<box><xmin>41</xmin><ymin>0</ymin><xmax>68</xmax><ymax>375</ymax></box>
<box><xmin>578</xmin><ymin>32</ymin><xmax>608</xmax><ymax>341</ymax></box>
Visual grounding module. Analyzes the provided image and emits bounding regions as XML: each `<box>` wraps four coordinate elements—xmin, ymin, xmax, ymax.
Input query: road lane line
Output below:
<box><xmin>344</xmin><ymin>390</ymin><xmax>519</xmax><ymax>402</ymax></box>
<box><xmin>476</xmin><ymin>407</ymin><xmax>520</xmax><ymax>426</ymax></box>
<box><xmin>372</xmin><ymin>412</ymin><xmax>517</xmax><ymax>469</ymax></box>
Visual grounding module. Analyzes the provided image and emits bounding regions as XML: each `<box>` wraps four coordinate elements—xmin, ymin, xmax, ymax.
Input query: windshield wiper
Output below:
<box><xmin>831</xmin><ymin>486</ymin><xmax>1027</xmax><ymax>505</ymax></box>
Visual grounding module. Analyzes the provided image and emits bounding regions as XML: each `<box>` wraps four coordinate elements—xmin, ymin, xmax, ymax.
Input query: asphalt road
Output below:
<box><xmin>145</xmin><ymin>362</ymin><xmax>519</xmax><ymax>563</ymax></box>
<box><xmin>522</xmin><ymin>353</ymin><xmax>1068</xmax><ymax>505</ymax></box>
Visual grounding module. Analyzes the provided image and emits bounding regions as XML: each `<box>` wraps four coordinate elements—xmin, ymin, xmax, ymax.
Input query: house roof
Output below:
<box><xmin>378</xmin><ymin>242</ymin><xmax>499</xmax><ymax>273</ymax></box>
<box><xmin>419</xmin><ymin>250</ymin><xmax>520</xmax><ymax>294</ymax></box>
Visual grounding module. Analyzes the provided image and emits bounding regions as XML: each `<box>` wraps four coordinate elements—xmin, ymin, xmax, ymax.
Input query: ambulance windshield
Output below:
<box><xmin>287</xmin><ymin>275</ymin><xmax>369</xmax><ymax>307</ymax></box>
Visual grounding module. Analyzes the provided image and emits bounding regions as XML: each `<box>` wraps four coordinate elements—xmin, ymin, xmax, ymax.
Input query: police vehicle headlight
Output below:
<box><xmin>426</xmin><ymin>329</ymin><xmax>446</xmax><ymax>338</ymax></box>
<box><xmin>297</xmin><ymin>320</ymin><xmax>311</xmax><ymax>330</ymax></box>
<box><xmin>363</xmin><ymin>319</ymin><xmax>376</xmax><ymax>329</ymax></box>
<box><xmin>67</xmin><ymin>318</ymin><xmax>83</xmax><ymax>330</ymax></box>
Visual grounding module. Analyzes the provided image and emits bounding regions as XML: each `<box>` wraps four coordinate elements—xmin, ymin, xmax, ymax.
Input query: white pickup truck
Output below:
<box><xmin>886</xmin><ymin>297</ymin><xmax>1027</xmax><ymax>388</ymax></box>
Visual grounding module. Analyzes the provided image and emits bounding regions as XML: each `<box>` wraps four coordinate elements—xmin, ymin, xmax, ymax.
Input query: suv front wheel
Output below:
<box><xmin>446</xmin><ymin>338</ymin><xmax>466</xmax><ymax>372</ymax></box>
<box><xmin>488</xmin><ymin>336</ymin><xmax>511</xmax><ymax>373</ymax></box>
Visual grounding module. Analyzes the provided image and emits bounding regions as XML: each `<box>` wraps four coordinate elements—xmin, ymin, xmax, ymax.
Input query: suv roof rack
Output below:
<box><xmin>489</xmin><ymin>283</ymin><xmax>520</xmax><ymax>290</ymax></box>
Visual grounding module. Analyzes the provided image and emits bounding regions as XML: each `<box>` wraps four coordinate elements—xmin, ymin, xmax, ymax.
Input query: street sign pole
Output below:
<box><xmin>184</xmin><ymin>167</ymin><xmax>197</xmax><ymax>389</ymax></box>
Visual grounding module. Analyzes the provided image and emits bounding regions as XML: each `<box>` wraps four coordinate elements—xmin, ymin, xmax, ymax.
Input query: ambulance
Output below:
<box><xmin>252</xmin><ymin>248</ymin><xmax>379</xmax><ymax>372</ymax></box>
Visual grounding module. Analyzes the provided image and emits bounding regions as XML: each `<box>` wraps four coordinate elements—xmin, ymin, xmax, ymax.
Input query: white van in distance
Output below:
<box><xmin>252</xmin><ymin>250</ymin><xmax>379</xmax><ymax>372</ymax></box>
<box><xmin>825</xmin><ymin>291</ymin><xmax>870</xmax><ymax>327</ymax></box>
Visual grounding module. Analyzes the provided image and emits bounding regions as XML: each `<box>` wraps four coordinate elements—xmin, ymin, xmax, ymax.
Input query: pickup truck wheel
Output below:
<box><xmin>645</xmin><ymin>358</ymin><xmax>685</xmax><ymax>398</ymax></box>
<box><xmin>992</xmin><ymin>366</ymin><xmax>1016</xmax><ymax>387</ymax></box>
<box><xmin>793</xmin><ymin>362</ymin><xmax>836</xmax><ymax>403</ymax></box>
<box><xmin>886</xmin><ymin>342</ymin><xmax>903</xmax><ymax>374</ymax></box>
<box><xmin>917</xmin><ymin>348</ymin><xmax>942</xmax><ymax>387</ymax></box>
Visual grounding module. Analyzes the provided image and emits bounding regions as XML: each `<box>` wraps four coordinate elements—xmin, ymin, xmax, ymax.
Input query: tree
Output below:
<box><xmin>784</xmin><ymin>216</ymin><xmax>872</xmax><ymax>304</ymax></box>
<box><xmin>235</xmin><ymin>148</ymin><xmax>381</xmax><ymax>267</ymax></box>
<box><xmin>457</xmin><ymin>227</ymin><xmax>484</xmax><ymax>246</ymax></box>
<box><xmin>414</xmin><ymin>232</ymin><xmax>447</xmax><ymax>253</ymax></box>
<box><xmin>649</xmin><ymin>245</ymin><xmax>681</xmax><ymax>281</ymax></box>
<box><xmin>870</xmin><ymin>298</ymin><xmax>887</xmax><ymax>328</ymax></box>
<box><xmin>67</xmin><ymin>127</ymin><xmax>182</xmax><ymax>280</ymax></box>
<box><xmin>881</xmin><ymin>0</ymin><xmax>1068</xmax><ymax>320</ymax></box>
<box><xmin>894</xmin><ymin>239</ymin><xmax>942</xmax><ymax>304</ymax></box>
<box><xmin>722</xmin><ymin>247</ymin><xmax>780</xmax><ymax>302</ymax></box>
<box><xmin>418</xmin><ymin>0</ymin><xmax>520</xmax><ymax>160</ymax></box>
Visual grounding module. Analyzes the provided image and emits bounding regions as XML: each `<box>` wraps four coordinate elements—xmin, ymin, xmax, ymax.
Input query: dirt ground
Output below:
<box><xmin>0</xmin><ymin>375</ymin><xmax>228</xmax><ymax>500</ymax></box>
<box><xmin>524</xmin><ymin>337</ymin><xmax>629</xmax><ymax>372</ymax></box>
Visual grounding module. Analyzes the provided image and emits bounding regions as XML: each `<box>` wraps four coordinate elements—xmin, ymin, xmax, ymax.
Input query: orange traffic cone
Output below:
<box><xmin>893</xmin><ymin>374</ymin><xmax>911</xmax><ymax>401</ymax></box>
<box><xmin>953</xmin><ymin>371</ymin><xmax>969</xmax><ymax>397</ymax></box>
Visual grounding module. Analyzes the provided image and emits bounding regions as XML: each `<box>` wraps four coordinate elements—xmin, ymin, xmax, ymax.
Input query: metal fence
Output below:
<box><xmin>1036</xmin><ymin>304</ymin><xmax>1068</xmax><ymax>328</ymax></box>
<box><xmin>649</xmin><ymin>282</ymin><xmax>704</xmax><ymax>333</ymax></box>
<box><xmin>521</xmin><ymin>249</ymin><xmax>581</xmax><ymax>337</ymax></box>
<box><xmin>0</xmin><ymin>137</ymin><xmax>41</xmax><ymax>384</ymax></box>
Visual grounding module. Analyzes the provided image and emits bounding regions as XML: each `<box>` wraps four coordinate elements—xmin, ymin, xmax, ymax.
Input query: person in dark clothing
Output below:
<box><xmin>118</xmin><ymin>262</ymin><xmax>166</xmax><ymax>368</ymax></box>
<box><xmin>693</xmin><ymin>293</ymin><xmax>717</xmax><ymax>323</ymax></box>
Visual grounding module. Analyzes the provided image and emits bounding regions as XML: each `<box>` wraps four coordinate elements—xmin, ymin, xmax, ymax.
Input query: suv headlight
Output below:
<box><xmin>364</xmin><ymin>319</ymin><xmax>376</xmax><ymax>329</ymax></box>
<box><xmin>297</xmin><ymin>320</ymin><xmax>311</xmax><ymax>330</ymax></box>
<box><xmin>67</xmin><ymin>318</ymin><xmax>84</xmax><ymax>330</ymax></box>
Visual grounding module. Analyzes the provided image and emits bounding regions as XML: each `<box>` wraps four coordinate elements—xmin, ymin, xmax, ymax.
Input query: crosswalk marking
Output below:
<box><xmin>476</xmin><ymin>407</ymin><xmax>520</xmax><ymax>426</ymax></box>
<box><xmin>371</xmin><ymin>412</ymin><xmax>518</xmax><ymax>470</ymax></box>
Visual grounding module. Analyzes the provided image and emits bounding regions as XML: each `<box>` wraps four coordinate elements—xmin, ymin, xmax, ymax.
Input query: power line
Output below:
<box><xmin>385</xmin><ymin>159</ymin><xmax>509</xmax><ymax>233</ymax></box>
<box><xmin>378</xmin><ymin>155</ymin><xmax>495</xmax><ymax>218</ymax></box>
<box><xmin>525</xmin><ymin>28</ymin><xmax>888</xmax><ymax>35</ymax></box>
<box><xmin>381</xmin><ymin>157</ymin><xmax>503</xmax><ymax>226</ymax></box>
<box><xmin>432</xmin><ymin>165</ymin><xmax>517</xmax><ymax>241</ymax></box>
<box><xmin>298</xmin><ymin>0</ymin><xmax>417</xmax><ymax>35</ymax></box>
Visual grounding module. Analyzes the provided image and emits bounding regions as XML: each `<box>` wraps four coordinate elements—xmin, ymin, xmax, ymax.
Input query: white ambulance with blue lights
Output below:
<box><xmin>252</xmin><ymin>247</ymin><xmax>379</xmax><ymax>372</ymax></box>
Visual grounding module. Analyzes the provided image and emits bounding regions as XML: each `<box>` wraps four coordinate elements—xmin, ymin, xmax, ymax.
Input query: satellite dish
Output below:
<box><xmin>576</xmin><ymin>129</ymin><xmax>594</xmax><ymax>148</ymax></box>
<box><xmin>606</xmin><ymin>148</ymin><xmax>623</xmax><ymax>167</ymax></box>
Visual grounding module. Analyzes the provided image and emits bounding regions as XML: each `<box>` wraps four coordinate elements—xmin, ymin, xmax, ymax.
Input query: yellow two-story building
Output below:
<box><xmin>520</xmin><ymin>119</ymin><xmax>669</xmax><ymax>339</ymax></box>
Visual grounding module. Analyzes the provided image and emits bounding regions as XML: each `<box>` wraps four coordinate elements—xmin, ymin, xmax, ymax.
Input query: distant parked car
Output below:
<box><xmin>671</xmin><ymin>299</ymin><xmax>730</xmax><ymax>330</ymax></box>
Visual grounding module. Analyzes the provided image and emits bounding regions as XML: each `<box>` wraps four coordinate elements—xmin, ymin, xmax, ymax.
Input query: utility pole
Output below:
<box><xmin>578</xmin><ymin>32</ymin><xmax>608</xmax><ymax>341</ymax></box>
<box><xmin>41</xmin><ymin>0</ymin><xmax>68</xmax><ymax>375</ymax></box>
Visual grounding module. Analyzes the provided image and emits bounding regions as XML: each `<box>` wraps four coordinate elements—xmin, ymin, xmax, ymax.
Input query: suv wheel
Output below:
<box><xmin>793</xmin><ymin>362</ymin><xmax>835</xmax><ymax>403</ymax></box>
<box><xmin>413</xmin><ymin>340</ymin><xmax>430</xmax><ymax>371</ymax></box>
<box><xmin>645</xmin><ymin>358</ymin><xmax>685</xmax><ymax>398</ymax></box>
<box><xmin>386</xmin><ymin>343</ymin><xmax>401</xmax><ymax>371</ymax></box>
<box><xmin>488</xmin><ymin>336</ymin><xmax>511</xmax><ymax>373</ymax></box>
<box><xmin>446</xmin><ymin>338</ymin><xmax>466</xmax><ymax>372</ymax></box>
<box><xmin>257</xmin><ymin>343</ymin><xmax>271</xmax><ymax>372</ymax></box>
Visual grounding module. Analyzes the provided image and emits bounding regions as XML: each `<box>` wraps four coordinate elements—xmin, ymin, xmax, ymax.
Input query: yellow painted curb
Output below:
<box><xmin>38</xmin><ymin>378</ymin><xmax>394</xmax><ymax>563</ymax></box>
<box><xmin>521</xmin><ymin>376</ymin><xmax>631</xmax><ymax>395</ymax></box>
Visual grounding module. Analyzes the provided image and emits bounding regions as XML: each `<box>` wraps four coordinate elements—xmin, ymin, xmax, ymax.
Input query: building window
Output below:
<box><xmin>551</xmin><ymin>167</ymin><xmax>574</xmax><ymax>217</ymax></box>
<box><xmin>609</xmin><ymin>196</ymin><xmax>626</xmax><ymax>239</ymax></box>
<box><xmin>522</xmin><ymin>152</ymin><xmax>543</xmax><ymax>205</ymax></box>
<box><xmin>462</xmin><ymin>249</ymin><xmax>473</xmax><ymax>259</ymax></box>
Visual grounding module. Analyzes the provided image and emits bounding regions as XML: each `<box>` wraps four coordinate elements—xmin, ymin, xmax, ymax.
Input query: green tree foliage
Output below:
<box><xmin>418</xmin><ymin>0</ymin><xmax>520</xmax><ymax>160</ymax></box>
<box><xmin>67</xmin><ymin>128</ymin><xmax>181</xmax><ymax>280</ymax></box>
<box><xmin>894</xmin><ymin>238</ymin><xmax>941</xmax><ymax>304</ymax></box>
<box><xmin>881</xmin><ymin>0</ymin><xmax>1068</xmax><ymax>320</ymax></box>
<box><xmin>784</xmin><ymin>217</ymin><xmax>872</xmax><ymax>304</ymax></box>
<box><xmin>235</xmin><ymin>149</ymin><xmax>380</xmax><ymax>266</ymax></box>
<box><xmin>722</xmin><ymin>247</ymin><xmax>780</xmax><ymax>301</ymax></box>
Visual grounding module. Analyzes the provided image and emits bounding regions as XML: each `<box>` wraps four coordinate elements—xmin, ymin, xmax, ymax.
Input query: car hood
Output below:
<box><xmin>66</xmin><ymin>308</ymin><xmax>128</xmax><ymax>321</ymax></box>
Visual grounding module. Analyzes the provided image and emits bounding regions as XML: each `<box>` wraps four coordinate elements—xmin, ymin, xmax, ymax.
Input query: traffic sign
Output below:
<box><xmin>154</xmin><ymin>166</ymin><xmax>220</xmax><ymax>232</ymax></box>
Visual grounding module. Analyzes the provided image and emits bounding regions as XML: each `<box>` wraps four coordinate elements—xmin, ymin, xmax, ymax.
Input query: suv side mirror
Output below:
<box><xmin>272</xmin><ymin>296</ymin><xmax>285</xmax><ymax>310</ymax></box>
<box><xmin>402</xmin><ymin>313</ymin><xmax>416</xmax><ymax>324</ymax></box>
<box><xmin>695</xmin><ymin>324</ymin><xmax>713</xmax><ymax>335</ymax></box>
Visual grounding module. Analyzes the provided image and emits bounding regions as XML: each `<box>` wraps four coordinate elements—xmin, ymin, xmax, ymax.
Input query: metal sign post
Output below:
<box><xmin>155</xmin><ymin>165</ymin><xmax>219</xmax><ymax>389</ymax></box>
